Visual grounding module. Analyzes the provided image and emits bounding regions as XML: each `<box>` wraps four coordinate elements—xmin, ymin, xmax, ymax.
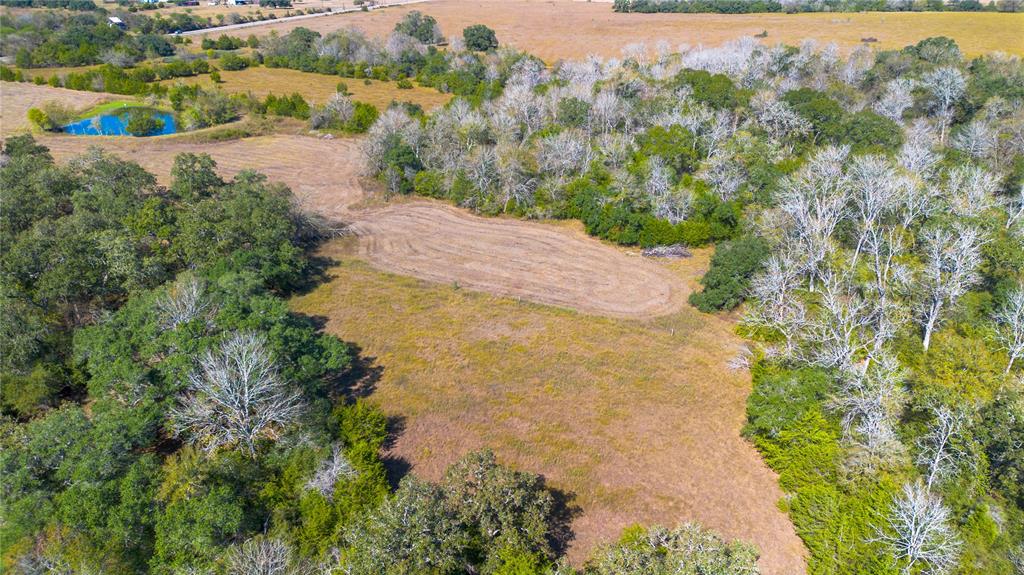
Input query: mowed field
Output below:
<box><xmin>159</xmin><ymin>67</ymin><xmax>452</xmax><ymax>109</ymax></box>
<box><xmin>208</xmin><ymin>0</ymin><xmax>1024</xmax><ymax>60</ymax></box>
<box><xmin>290</xmin><ymin>246</ymin><xmax>806</xmax><ymax>574</ymax></box>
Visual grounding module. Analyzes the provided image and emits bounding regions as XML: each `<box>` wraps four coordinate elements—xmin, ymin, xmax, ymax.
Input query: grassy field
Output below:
<box><xmin>159</xmin><ymin>66</ymin><xmax>452</xmax><ymax>109</ymax></box>
<box><xmin>0</xmin><ymin>82</ymin><xmax>120</xmax><ymax>135</ymax></box>
<box><xmin>227</xmin><ymin>0</ymin><xmax>1024</xmax><ymax>60</ymax></box>
<box><xmin>290</xmin><ymin>241</ymin><xmax>807</xmax><ymax>575</ymax></box>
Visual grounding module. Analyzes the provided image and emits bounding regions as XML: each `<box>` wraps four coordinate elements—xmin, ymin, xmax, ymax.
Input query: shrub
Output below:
<box><xmin>124</xmin><ymin>109</ymin><xmax>166</xmax><ymax>136</ymax></box>
<box><xmin>219</xmin><ymin>53</ymin><xmax>250</xmax><ymax>71</ymax></box>
<box><xmin>688</xmin><ymin>235</ymin><xmax>769</xmax><ymax>312</ymax></box>
<box><xmin>396</xmin><ymin>79</ymin><xmax>413</xmax><ymax>89</ymax></box>
<box><xmin>27</xmin><ymin>107</ymin><xmax>55</xmax><ymax>131</ymax></box>
<box><xmin>344</xmin><ymin>102</ymin><xmax>378</xmax><ymax>133</ymax></box>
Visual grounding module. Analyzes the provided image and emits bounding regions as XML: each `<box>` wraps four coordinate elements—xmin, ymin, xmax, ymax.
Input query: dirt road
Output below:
<box><xmin>38</xmin><ymin>132</ymin><xmax>686</xmax><ymax>319</ymax></box>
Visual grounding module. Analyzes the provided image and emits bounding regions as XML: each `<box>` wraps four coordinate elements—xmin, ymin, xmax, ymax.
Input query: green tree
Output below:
<box><xmin>463</xmin><ymin>24</ymin><xmax>498</xmax><ymax>51</ymax></box>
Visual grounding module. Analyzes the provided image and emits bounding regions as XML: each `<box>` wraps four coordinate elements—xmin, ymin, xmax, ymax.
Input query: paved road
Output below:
<box><xmin>178</xmin><ymin>0</ymin><xmax>433</xmax><ymax>36</ymax></box>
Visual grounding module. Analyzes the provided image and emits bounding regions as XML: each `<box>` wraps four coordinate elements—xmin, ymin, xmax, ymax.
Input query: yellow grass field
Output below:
<box><xmin>159</xmin><ymin>66</ymin><xmax>452</xmax><ymax>108</ymax></box>
<box><xmin>226</xmin><ymin>0</ymin><xmax>1024</xmax><ymax>61</ymax></box>
<box><xmin>291</xmin><ymin>243</ymin><xmax>807</xmax><ymax>575</ymax></box>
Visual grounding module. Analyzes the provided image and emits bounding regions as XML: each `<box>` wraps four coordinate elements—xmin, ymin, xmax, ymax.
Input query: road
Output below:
<box><xmin>178</xmin><ymin>0</ymin><xmax>433</xmax><ymax>36</ymax></box>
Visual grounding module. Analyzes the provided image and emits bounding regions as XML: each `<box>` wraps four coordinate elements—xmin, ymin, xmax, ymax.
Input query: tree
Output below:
<box><xmin>442</xmin><ymin>449</ymin><xmax>556</xmax><ymax>565</ymax></box>
<box><xmin>226</xmin><ymin>537</ymin><xmax>304</xmax><ymax>575</ymax></box>
<box><xmin>586</xmin><ymin>523</ymin><xmax>759</xmax><ymax>575</ymax></box>
<box><xmin>171</xmin><ymin>331</ymin><xmax>304</xmax><ymax>456</ymax></box>
<box><xmin>914</xmin><ymin>224</ymin><xmax>984</xmax><ymax>351</ymax></box>
<box><xmin>343</xmin><ymin>476</ymin><xmax>467</xmax><ymax>575</ymax></box>
<box><xmin>832</xmin><ymin>353</ymin><xmax>908</xmax><ymax>464</ymax></box>
<box><xmin>305</xmin><ymin>444</ymin><xmax>357</xmax><ymax>499</ymax></box>
<box><xmin>463</xmin><ymin>24</ymin><xmax>498</xmax><ymax>51</ymax></box>
<box><xmin>873</xmin><ymin>78</ymin><xmax>915</xmax><ymax>123</ymax></box>
<box><xmin>878</xmin><ymin>482</ymin><xmax>962</xmax><ymax>575</ymax></box>
<box><xmin>916</xmin><ymin>405</ymin><xmax>971</xmax><ymax>490</ymax></box>
<box><xmin>993</xmin><ymin>288</ymin><xmax>1024</xmax><ymax>373</ymax></box>
<box><xmin>920</xmin><ymin>66</ymin><xmax>966</xmax><ymax>144</ymax></box>
<box><xmin>394</xmin><ymin>10</ymin><xmax>443</xmax><ymax>44</ymax></box>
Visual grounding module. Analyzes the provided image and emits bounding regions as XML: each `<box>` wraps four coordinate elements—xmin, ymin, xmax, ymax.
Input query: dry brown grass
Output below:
<box><xmin>0</xmin><ymin>82</ymin><xmax>119</xmax><ymax>136</ymax></box>
<box><xmin>222</xmin><ymin>0</ymin><xmax>1024</xmax><ymax>60</ymax></box>
<box><xmin>160</xmin><ymin>66</ymin><xmax>452</xmax><ymax>109</ymax></box>
<box><xmin>290</xmin><ymin>246</ymin><xmax>806</xmax><ymax>574</ymax></box>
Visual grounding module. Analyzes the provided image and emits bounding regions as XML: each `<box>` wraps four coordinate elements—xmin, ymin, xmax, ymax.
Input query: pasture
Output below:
<box><xmin>290</xmin><ymin>244</ymin><xmax>807</xmax><ymax>574</ymax></box>
<box><xmin>159</xmin><ymin>66</ymin><xmax>452</xmax><ymax>109</ymax></box>
<box><xmin>214</xmin><ymin>0</ymin><xmax>1024</xmax><ymax>60</ymax></box>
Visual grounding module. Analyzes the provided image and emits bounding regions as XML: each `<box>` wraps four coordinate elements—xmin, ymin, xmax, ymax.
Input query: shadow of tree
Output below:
<box><xmin>547</xmin><ymin>486</ymin><xmax>582</xmax><ymax>556</ymax></box>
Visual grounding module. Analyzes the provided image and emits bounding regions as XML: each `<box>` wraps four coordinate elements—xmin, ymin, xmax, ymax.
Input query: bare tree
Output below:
<box><xmin>495</xmin><ymin>144</ymin><xmax>537</xmax><ymax>212</ymax></box>
<box><xmin>916</xmin><ymin>405</ymin><xmax>971</xmax><ymax>491</ymax></box>
<box><xmin>227</xmin><ymin>537</ymin><xmax>305</xmax><ymax>575</ymax></box>
<box><xmin>362</xmin><ymin>108</ymin><xmax>422</xmax><ymax>176</ymax></box>
<box><xmin>171</xmin><ymin>332</ymin><xmax>304</xmax><ymax>456</ymax></box>
<box><xmin>898</xmin><ymin>120</ymin><xmax>940</xmax><ymax>181</ymax></box>
<box><xmin>311</xmin><ymin>93</ymin><xmax>355</xmax><ymax>130</ymax></box>
<box><xmin>1002</xmin><ymin>183</ymin><xmax>1024</xmax><ymax>231</ymax></box>
<box><xmin>914</xmin><ymin>224</ymin><xmax>984</xmax><ymax>351</ymax></box>
<box><xmin>994</xmin><ymin>288</ymin><xmax>1024</xmax><ymax>373</ymax></box>
<box><xmin>591</xmin><ymin>90</ymin><xmax>626</xmax><ymax>135</ymax></box>
<box><xmin>536</xmin><ymin>130</ymin><xmax>590</xmax><ymax>184</ymax></box>
<box><xmin>776</xmin><ymin>146</ymin><xmax>850</xmax><ymax>289</ymax></box>
<box><xmin>920</xmin><ymin>66</ymin><xmax>966</xmax><ymax>144</ymax></box>
<box><xmin>878</xmin><ymin>482</ymin><xmax>962</xmax><ymax>575</ymax></box>
<box><xmin>156</xmin><ymin>276</ymin><xmax>213</xmax><ymax>330</ymax></box>
<box><xmin>840</xmin><ymin>44</ymin><xmax>875</xmax><ymax>86</ymax></box>
<box><xmin>306</xmin><ymin>444</ymin><xmax>358</xmax><ymax>499</ymax></box>
<box><xmin>743</xmin><ymin>254</ymin><xmax>808</xmax><ymax>357</ymax></box>
<box><xmin>895</xmin><ymin>176</ymin><xmax>941</xmax><ymax>230</ymax></box>
<box><xmin>951</xmin><ymin>118</ymin><xmax>997</xmax><ymax>160</ymax></box>
<box><xmin>807</xmin><ymin>271</ymin><xmax>875</xmax><ymax>372</ymax></box>
<box><xmin>943</xmin><ymin>164</ymin><xmax>998</xmax><ymax>219</ymax></box>
<box><xmin>750</xmin><ymin>90</ymin><xmax>811</xmax><ymax>143</ymax></box>
<box><xmin>832</xmin><ymin>353</ymin><xmax>908</xmax><ymax>460</ymax></box>
<box><xmin>700</xmin><ymin>152</ymin><xmax>746</xmax><ymax>202</ymax></box>
<box><xmin>874</xmin><ymin>78</ymin><xmax>915</xmax><ymax>123</ymax></box>
<box><xmin>849</xmin><ymin>155</ymin><xmax>899</xmax><ymax>263</ymax></box>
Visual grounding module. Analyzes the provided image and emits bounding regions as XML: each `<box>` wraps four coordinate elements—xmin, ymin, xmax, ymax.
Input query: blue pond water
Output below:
<box><xmin>63</xmin><ymin>109</ymin><xmax>177</xmax><ymax>136</ymax></box>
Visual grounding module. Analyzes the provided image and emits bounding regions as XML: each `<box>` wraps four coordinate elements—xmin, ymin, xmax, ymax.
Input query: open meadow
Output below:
<box><xmin>158</xmin><ymin>66</ymin><xmax>452</xmax><ymax>108</ymax></box>
<box><xmin>204</xmin><ymin>0</ymin><xmax>1024</xmax><ymax>60</ymax></box>
<box><xmin>290</xmin><ymin>245</ymin><xmax>807</xmax><ymax>573</ymax></box>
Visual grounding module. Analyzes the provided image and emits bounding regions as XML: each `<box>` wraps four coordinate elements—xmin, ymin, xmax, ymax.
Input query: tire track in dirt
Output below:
<box><xmin>37</xmin><ymin>132</ymin><xmax>686</xmax><ymax>319</ymax></box>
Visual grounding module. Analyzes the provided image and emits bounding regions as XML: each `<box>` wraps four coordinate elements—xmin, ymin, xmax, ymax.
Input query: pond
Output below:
<box><xmin>63</xmin><ymin>109</ymin><xmax>177</xmax><ymax>136</ymax></box>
